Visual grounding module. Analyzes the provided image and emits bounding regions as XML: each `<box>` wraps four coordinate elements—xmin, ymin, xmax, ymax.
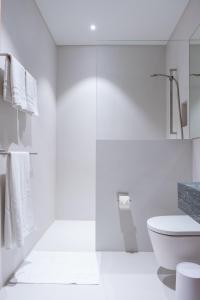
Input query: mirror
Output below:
<box><xmin>189</xmin><ymin>25</ymin><xmax>200</xmax><ymax>139</ymax></box>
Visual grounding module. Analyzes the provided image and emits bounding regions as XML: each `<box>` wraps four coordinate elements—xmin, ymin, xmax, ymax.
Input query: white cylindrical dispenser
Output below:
<box><xmin>176</xmin><ymin>262</ymin><xmax>200</xmax><ymax>300</ymax></box>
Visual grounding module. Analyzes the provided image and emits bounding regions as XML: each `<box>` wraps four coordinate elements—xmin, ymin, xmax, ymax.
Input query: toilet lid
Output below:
<box><xmin>147</xmin><ymin>215</ymin><xmax>200</xmax><ymax>236</ymax></box>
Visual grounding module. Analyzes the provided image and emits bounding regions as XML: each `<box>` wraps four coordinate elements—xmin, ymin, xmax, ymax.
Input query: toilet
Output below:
<box><xmin>147</xmin><ymin>215</ymin><xmax>200</xmax><ymax>270</ymax></box>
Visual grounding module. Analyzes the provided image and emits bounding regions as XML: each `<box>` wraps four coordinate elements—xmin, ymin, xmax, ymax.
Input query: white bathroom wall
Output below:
<box><xmin>96</xmin><ymin>140</ymin><xmax>192</xmax><ymax>251</ymax></box>
<box><xmin>56</xmin><ymin>45</ymin><xmax>166</xmax><ymax>221</ymax></box>
<box><xmin>95</xmin><ymin>45</ymin><xmax>193</xmax><ymax>251</ymax></box>
<box><xmin>56</xmin><ymin>46</ymin><xmax>96</xmax><ymax>220</ymax></box>
<box><xmin>166</xmin><ymin>0</ymin><xmax>200</xmax><ymax>180</ymax></box>
<box><xmin>97</xmin><ymin>46</ymin><xmax>166</xmax><ymax>140</ymax></box>
<box><xmin>0</xmin><ymin>0</ymin><xmax>57</xmax><ymax>284</ymax></box>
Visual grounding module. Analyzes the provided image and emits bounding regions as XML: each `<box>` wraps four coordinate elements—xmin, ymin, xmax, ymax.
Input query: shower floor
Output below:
<box><xmin>34</xmin><ymin>220</ymin><xmax>96</xmax><ymax>252</ymax></box>
<box><xmin>0</xmin><ymin>221</ymin><xmax>175</xmax><ymax>300</ymax></box>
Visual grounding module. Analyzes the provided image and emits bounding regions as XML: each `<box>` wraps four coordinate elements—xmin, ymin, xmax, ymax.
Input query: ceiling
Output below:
<box><xmin>35</xmin><ymin>0</ymin><xmax>189</xmax><ymax>45</ymax></box>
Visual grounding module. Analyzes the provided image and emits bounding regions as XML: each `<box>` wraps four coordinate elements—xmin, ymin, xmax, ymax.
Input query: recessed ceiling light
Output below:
<box><xmin>90</xmin><ymin>24</ymin><xmax>96</xmax><ymax>31</ymax></box>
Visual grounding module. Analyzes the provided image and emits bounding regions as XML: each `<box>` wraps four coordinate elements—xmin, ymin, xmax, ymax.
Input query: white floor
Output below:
<box><xmin>34</xmin><ymin>220</ymin><xmax>96</xmax><ymax>251</ymax></box>
<box><xmin>0</xmin><ymin>252</ymin><xmax>175</xmax><ymax>300</ymax></box>
<box><xmin>11</xmin><ymin>251</ymin><xmax>100</xmax><ymax>285</ymax></box>
<box><xmin>0</xmin><ymin>221</ymin><xmax>175</xmax><ymax>300</ymax></box>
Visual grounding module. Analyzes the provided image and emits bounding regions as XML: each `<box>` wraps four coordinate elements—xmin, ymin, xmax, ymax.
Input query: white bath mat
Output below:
<box><xmin>10</xmin><ymin>251</ymin><xmax>100</xmax><ymax>285</ymax></box>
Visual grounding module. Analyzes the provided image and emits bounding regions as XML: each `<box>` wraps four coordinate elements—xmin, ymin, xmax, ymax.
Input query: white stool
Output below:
<box><xmin>176</xmin><ymin>262</ymin><xmax>200</xmax><ymax>300</ymax></box>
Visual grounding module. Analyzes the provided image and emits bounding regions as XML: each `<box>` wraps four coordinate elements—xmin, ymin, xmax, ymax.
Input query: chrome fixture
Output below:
<box><xmin>0</xmin><ymin>53</ymin><xmax>11</xmax><ymax>60</ymax></box>
<box><xmin>190</xmin><ymin>73</ymin><xmax>200</xmax><ymax>77</ymax></box>
<box><xmin>151</xmin><ymin>70</ymin><xmax>183</xmax><ymax>140</ymax></box>
<box><xmin>0</xmin><ymin>150</ymin><xmax>37</xmax><ymax>155</ymax></box>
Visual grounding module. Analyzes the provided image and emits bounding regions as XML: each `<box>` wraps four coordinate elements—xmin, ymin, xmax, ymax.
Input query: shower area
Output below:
<box><xmin>0</xmin><ymin>0</ymin><xmax>193</xmax><ymax>290</ymax></box>
<box><xmin>54</xmin><ymin>44</ymin><xmax>168</xmax><ymax>255</ymax></box>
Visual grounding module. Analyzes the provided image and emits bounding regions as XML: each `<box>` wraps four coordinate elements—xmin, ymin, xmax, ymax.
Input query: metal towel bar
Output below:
<box><xmin>0</xmin><ymin>53</ymin><xmax>11</xmax><ymax>60</ymax></box>
<box><xmin>0</xmin><ymin>150</ymin><xmax>37</xmax><ymax>155</ymax></box>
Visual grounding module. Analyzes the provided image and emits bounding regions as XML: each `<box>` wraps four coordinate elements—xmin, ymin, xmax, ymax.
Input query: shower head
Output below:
<box><xmin>150</xmin><ymin>73</ymin><xmax>172</xmax><ymax>80</ymax></box>
<box><xmin>151</xmin><ymin>74</ymin><xmax>160</xmax><ymax>77</ymax></box>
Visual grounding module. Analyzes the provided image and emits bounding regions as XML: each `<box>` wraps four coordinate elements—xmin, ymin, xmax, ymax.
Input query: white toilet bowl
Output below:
<box><xmin>147</xmin><ymin>215</ymin><xmax>200</xmax><ymax>270</ymax></box>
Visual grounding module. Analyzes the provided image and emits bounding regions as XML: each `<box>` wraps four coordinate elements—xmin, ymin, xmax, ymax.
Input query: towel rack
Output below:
<box><xmin>0</xmin><ymin>53</ymin><xmax>11</xmax><ymax>60</ymax></box>
<box><xmin>0</xmin><ymin>150</ymin><xmax>37</xmax><ymax>155</ymax></box>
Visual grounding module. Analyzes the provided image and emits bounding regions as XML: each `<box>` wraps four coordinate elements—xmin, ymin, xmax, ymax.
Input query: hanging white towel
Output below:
<box><xmin>3</xmin><ymin>55</ymin><xmax>27</xmax><ymax>111</ymax></box>
<box><xmin>25</xmin><ymin>71</ymin><xmax>39</xmax><ymax>116</ymax></box>
<box><xmin>10</xmin><ymin>56</ymin><xmax>27</xmax><ymax>111</ymax></box>
<box><xmin>4</xmin><ymin>152</ymin><xmax>35</xmax><ymax>249</ymax></box>
<box><xmin>2</xmin><ymin>55</ymin><xmax>39</xmax><ymax>116</ymax></box>
<box><xmin>3</xmin><ymin>56</ymin><xmax>12</xmax><ymax>103</ymax></box>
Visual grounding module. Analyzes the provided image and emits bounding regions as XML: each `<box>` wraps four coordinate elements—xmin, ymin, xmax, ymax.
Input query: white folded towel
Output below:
<box><xmin>4</xmin><ymin>152</ymin><xmax>35</xmax><ymax>249</ymax></box>
<box><xmin>25</xmin><ymin>71</ymin><xmax>39</xmax><ymax>116</ymax></box>
<box><xmin>3</xmin><ymin>56</ymin><xmax>12</xmax><ymax>103</ymax></box>
<box><xmin>3</xmin><ymin>55</ymin><xmax>39</xmax><ymax>116</ymax></box>
<box><xmin>10</xmin><ymin>56</ymin><xmax>27</xmax><ymax>111</ymax></box>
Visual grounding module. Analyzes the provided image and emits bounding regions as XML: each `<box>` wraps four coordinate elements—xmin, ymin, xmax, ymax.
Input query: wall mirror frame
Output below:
<box><xmin>189</xmin><ymin>24</ymin><xmax>200</xmax><ymax>139</ymax></box>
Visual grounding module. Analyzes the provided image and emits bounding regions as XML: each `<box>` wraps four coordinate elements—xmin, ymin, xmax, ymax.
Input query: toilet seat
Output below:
<box><xmin>147</xmin><ymin>215</ymin><xmax>200</xmax><ymax>236</ymax></box>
